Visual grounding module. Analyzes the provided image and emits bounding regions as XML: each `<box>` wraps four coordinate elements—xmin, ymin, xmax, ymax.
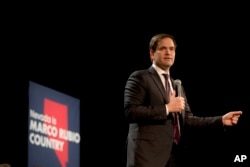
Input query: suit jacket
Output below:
<box><xmin>124</xmin><ymin>66</ymin><xmax>223</xmax><ymax>167</ymax></box>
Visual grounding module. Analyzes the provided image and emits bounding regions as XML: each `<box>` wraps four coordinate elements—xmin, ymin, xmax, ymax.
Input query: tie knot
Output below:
<box><xmin>162</xmin><ymin>74</ymin><xmax>169</xmax><ymax>80</ymax></box>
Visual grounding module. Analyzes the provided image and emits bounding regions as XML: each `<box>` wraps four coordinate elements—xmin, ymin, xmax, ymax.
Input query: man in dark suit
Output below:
<box><xmin>124</xmin><ymin>33</ymin><xmax>242</xmax><ymax>167</ymax></box>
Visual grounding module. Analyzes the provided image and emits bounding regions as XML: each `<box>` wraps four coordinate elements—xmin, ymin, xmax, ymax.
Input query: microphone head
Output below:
<box><xmin>174</xmin><ymin>79</ymin><xmax>182</xmax><ymax>85</ymax></box>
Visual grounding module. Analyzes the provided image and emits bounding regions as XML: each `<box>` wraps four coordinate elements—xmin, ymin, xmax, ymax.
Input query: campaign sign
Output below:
<box><xmin>28</xmin><ymin>81</ymin><xmax>80</xmax><ymax>167</ymax></box>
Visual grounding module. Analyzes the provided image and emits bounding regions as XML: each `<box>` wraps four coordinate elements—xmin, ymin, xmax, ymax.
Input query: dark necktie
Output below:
<box><xmin>163</xmin><ymin>74</ymin><xmax>171</xmax><ymax>99</ymax></box>
<box><xmin>163</xmin><ymin>74</ymin><xmax>180</xmax><ymax>144</ymax></box>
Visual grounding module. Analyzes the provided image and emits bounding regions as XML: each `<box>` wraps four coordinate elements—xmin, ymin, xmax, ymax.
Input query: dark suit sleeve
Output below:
<box><xmin>124</xmin><ymin>71</ymin><xmax>167</xmax><ymax>123</ymax></box>
<box><xmin>180</xmin><ymin>85</ymin><xmax>223</xmax><ymax>128</ymax></box>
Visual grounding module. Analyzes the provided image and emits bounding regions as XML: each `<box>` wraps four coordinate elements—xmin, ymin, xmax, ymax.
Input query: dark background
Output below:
<box><xmin>1</xmin><ymin>3</ymin><xmax>249</xmax><ymax>167</ymax></box>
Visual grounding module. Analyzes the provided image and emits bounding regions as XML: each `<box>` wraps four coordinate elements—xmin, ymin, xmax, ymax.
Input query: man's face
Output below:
<box><xmin>150</xmin><ymin>37</ymin><xmax>176</xmax><ymax>71</ymax></box>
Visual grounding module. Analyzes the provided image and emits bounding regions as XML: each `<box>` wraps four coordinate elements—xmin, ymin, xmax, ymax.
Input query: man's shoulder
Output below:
<box><xmin>129</xmin><ymin>69</ymin><xmax>151</xmax><ymax>77</ymax></box>
<box><xmin>130</xmin><ymin>66</ymin><xmax>155</xmax><ymax>76</ymax></box>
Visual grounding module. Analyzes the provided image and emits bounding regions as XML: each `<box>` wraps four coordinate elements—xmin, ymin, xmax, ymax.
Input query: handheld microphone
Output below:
<box><xmin>174</xmin><ymin>79</ymin><xmax>182</xmax><ymax>130</ymax></box>
<box><xmin>174</xmin><ymin>79</ymin><xmax>182</xmax><ymax>97</ymax></box>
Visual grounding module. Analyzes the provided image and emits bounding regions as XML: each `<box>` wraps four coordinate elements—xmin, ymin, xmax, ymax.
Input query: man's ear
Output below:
<box><xmin>149</xmin><ymin>49</ymin><xmax>154</xmax><ymax>62</ymax></box>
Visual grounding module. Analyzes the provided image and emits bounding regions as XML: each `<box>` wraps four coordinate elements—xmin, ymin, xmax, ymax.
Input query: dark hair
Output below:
<box><xmin>149</xmin><ymin>33</ymin><xmax>177</xmax><ymax>51</ymax></box>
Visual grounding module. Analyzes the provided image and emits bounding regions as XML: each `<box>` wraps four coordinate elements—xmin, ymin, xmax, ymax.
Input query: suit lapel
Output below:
<box><xmin>148</xmin><ymin>67</ymin><xmax>168</xmax><ymax>102</ymax></box>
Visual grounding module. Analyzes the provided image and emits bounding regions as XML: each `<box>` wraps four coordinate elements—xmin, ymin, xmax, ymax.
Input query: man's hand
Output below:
<box><xmin>167</xmin><ymin>90</ymin><xmax>185</xmax><ymax>113</ymax></box>
<box><xmin>222</xmin><ymin>111</ymin><xmax>243</xmax><ymax>126</ymax></box>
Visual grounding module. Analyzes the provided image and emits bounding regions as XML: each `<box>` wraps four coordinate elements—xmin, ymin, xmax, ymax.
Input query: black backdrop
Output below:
<box><xmin>1</xmin><ymin>5</ymin><xmax>250</xmax><ymax>167</ymax></box>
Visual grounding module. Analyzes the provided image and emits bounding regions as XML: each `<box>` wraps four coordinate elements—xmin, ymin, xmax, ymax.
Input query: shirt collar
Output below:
<box><xmin>152</xmin><ymin>64</ymin><xmax>170</xmax><ymax>76</ymax></box>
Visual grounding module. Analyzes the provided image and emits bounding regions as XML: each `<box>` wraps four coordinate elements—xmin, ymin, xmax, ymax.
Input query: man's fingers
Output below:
<box><xmin>232</xmin><ymin>111</ymin><xmax>243</xmax><ymax>115</ymax></box>
<box><xmin>171</xmin><ymin>90</ymin><xmax>176</xmax><ymax>97</ymax></box>
<box><xmin>233</xmin><ymin>114</ymin><xmax>241</xmax><ymax>118</ymax></box>
<box><xmin>232</xmin><ymin>119</ymin><xmax>238</xmax><ymax>124</ymax></box>
<box><xmin>232</xmin><ymin>117</ymin><xmax>239</xmax><ymax>121</ymax></box>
